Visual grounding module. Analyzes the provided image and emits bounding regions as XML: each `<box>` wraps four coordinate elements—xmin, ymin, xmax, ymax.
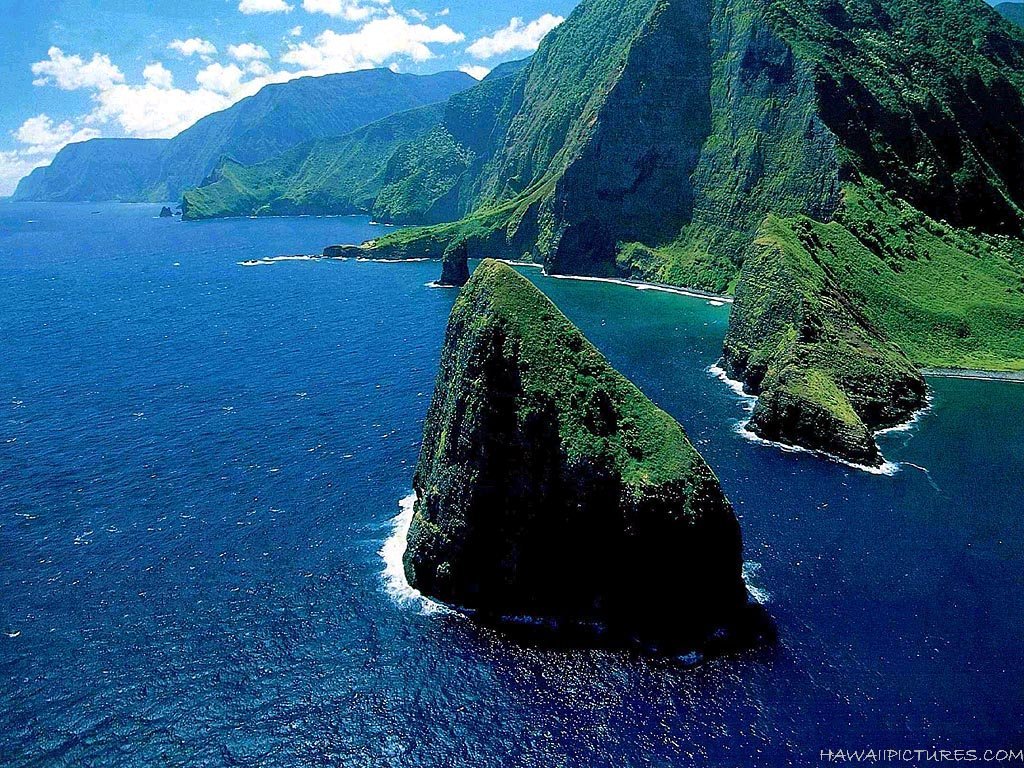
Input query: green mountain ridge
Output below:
<box><xmin>184</xmin><ymin>0</ymin><xmax>1024</xmax><ymax>465</ymax></box>
<box><xmin>13</xmin><ymin>69</ymin><xmax>475</xmax><ymax>203</ymax></box>
<box><xmin>182</xmin><ymin>59</ymin><xmax>528</xmax><ymax>221</ymax></box>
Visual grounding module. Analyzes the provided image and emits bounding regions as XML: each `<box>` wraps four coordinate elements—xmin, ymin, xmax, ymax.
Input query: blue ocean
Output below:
<box><xmin>1</xmin><ymin>202</ymin><xmax>1022</xmax><ymax>766</ymax></box>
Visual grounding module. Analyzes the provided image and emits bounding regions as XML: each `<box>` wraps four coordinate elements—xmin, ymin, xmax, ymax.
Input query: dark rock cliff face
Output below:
<box><xmin>405</xmin><ymin>260</ymin><xmax>757</xmax><ymax>650</ymax></box>
<box><xmin>437</xmin><ymin>239</ymin><xmax>470</xmax><ymax>286</ymax></box>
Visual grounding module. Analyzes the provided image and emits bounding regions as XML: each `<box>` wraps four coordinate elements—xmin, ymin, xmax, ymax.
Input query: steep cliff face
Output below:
<box><xmin>15</xmin><ymin>70</ymin><xmax>474</xmax><ymax>204</ymax></box>
<box><xmin>406</xmin><ymin>260</ymin><xmax>751</xmax><ymax>648</ymax></box>
<box><xmin>437</xmin><ymin>239</ymin><xmax>470</xmax><ymax>286</ymax></box>
<box><xmin>205</xmin><ymin>0</ymin><xmax>1024</xmax><ymax>465</ymax></box>
<box><xmin>13</xmin><ymin>139</ymin><xmax>168</xmax><ymax>203</ymax></box>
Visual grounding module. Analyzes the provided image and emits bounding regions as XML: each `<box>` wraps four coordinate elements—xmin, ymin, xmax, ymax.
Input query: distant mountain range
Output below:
<box><xmin>181</xmin><ymin>57</ymin><xmax>531</xmax><ymax>223</ymax></box>
<box><xmin>996</xmin><ymin>2</ymin><xmax>1024</xmax><ymax>27</ymax></box>
<box><xmin>12</xmin><ymin>69</ymin><xmax>476</xmax><ymax>203</ymax></box>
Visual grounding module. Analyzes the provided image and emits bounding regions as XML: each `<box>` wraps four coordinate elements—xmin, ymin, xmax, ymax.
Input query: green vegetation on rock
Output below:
<box><xmin>722</xmin><ymin>208</ymin><xmax>928</xmax><ymax>466</ymax></box>
<box><xmin>406</xmin><ymin>260</ymin><xmax>752</xmax><ymax>647</ymax></box>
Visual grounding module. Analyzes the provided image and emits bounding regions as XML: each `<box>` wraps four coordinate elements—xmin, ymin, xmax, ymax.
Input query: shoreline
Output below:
<box><xmin>544</xmin><ymin>273</ymin><xmax>732</xmax><ymax>304</ymax></box>
<box><xmin>380</xmin><ymin>495</ymin><xmax>450</xmax><ymax>616</ymax></box>
<box><xmin>922</xmin><ymin>367</ymin><xmax>1024</xmax><ymax>383</ymax></box>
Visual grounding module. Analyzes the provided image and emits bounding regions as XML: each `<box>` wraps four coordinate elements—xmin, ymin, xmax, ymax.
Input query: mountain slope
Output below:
<box><xmin>183</xmin><ymin>58</ymin><xmax>528</xmax><ymax>221</ymax></box>
<box><xmin>11</xmin><ymin>139</ymin><xmax>169</xmax><ymax>203</ymax></box>
<box><xmin>13</xmin><ymin>69</ymin><xmax>475</xmax><ymax>203</ymax></box>
<box><xmin>345</xmin><ymin>0</ymin><xmax>1024</xmax><ymax>464</ymax></box>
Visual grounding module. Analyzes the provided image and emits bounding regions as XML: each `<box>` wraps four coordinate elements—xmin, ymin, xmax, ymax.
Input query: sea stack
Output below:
<box><xmin>159</xmin><ymin>206</ymin><xmax>174</xmax><ymax>218</ymax></box>
<box><xmin>438</xmin><ymin>238</ymin><xmax>470</xmax><ymax>287</ymax></box>
<box><xmin>405</xmin><ymin>260</ymin><xmax>754</xmax><ymax>651</ymax></box>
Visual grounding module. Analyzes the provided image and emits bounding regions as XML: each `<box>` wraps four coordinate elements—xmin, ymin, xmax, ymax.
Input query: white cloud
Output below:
<box><xmin>228</xmin><ymin>42</ymin><xmax>271</xmax><ymax>61</ymax></box>
<box><xmin>31</xmin><ymin>47</ymin><xmax>125</xmax><ymax>91</ymax></box>
<box><xmin>87</xmin><ymin>84</ymin><xmax>234</xmax><ymax>139</ymax></box>
<box><xmin>466</xmin><ymin>14</ymin><xmax>563</xmax><ymax>59</ymax></box>
<box><xmin>407</xmin><ymin>8</ymin><xmax>427</xmax><ymax>22</ymax></box>
<box><xmin>8</xmin><ymin>11</ymin><xmax>470</xmax><ymax>192</ymax></box>
<box><xmin>289</xmin><ymin>25</ymin><xmax>304</xmax><ymax>36</ymax></box>
<box><xmin>301</xmin><ymin>0</ymin><xmax>390</xmax><ymax>22</ymax></box>
<box><xmin>14</xmin><ymin>114</ymin><xmax>101</xmax><ymax>154</ymax></box>
<box><xmin>247</xmin><ymin>61</ymin><xmax>273</xmax><ymax>76</ymax></box>
<box><xmin>459</xmin><ymin>65</ymin><xmax>489</xmax><ymax>80</ymax></box>
<box><xmin>168</xmin><ymin>38</ymin><xmax>217</xmax><ymax>58</ymax></box>
<box><xmin>282</xmin><ymin>15</ymin><xmax>464</xmax><ymax>73</ymax></box>
<box><xmin>238</xmin><ymin>0</ymin><xmax>294</xmax><ymax>13</ymax></box>
<box><xmin>0</xmin><ymin>114</ymin><xmax>102</xmax><ymax>195</ymax></box>
<box><xmin>436</xmin><ymin>7</ymin><xmax>450</xmax><ymax>16</ymax></box>
<box><xmin>195</xmin><ymin>63</ymin><xmax>246</xmax><ymax>94</ymax></box>
<box><xmin>143</xmin><ymin>63</ymin><xmax>175</xmax><ymax>89</ymax></box>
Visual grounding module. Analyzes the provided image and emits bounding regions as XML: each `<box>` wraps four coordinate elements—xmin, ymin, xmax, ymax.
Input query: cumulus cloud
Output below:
<box><xmin>466</xmin><ymin>14</ymin><xmax>563</xmax><ymax>59</ymax></box>
<box><xmin>228</xmin><ymin>42</ymin><xmax>271</xmax><ymax>61</ymax></box>
<box><xmin>31</xmin><ymin>47</ymin><xmax>125</xmax><ymax>91</ymax></box>
<box><xmin>301</xmin><ymin>0</ymin><xmax>390</xmax><ymax>22</ymax></box>
<box><xmin>7</xmin><ymin>10</ymin><xmax>469</xmax><ymax>192</ymax></box>
<box><xmin>168</xmin><ymin>38</ymin><xmax>217</xmax><ymax>58</ymax></box>
<box><xmin>0</xmin><ymin>114</ymin><xmax>102</xmax><ymax>195</ymax></box>
<box><xmin>459</xmin><ymin>65</ymin><xmax>490</xmax><ymax>80</ymax></box>
<box><xmin>143</xmin><ymin>63</ymin><xmax>175</xmax><ymax>89</ymax></box>
<box><xmin>14</xmin><ymin>114</ymin><xmax>100</xmax><ymax>154</ymax></box>
<box><xmin>238</xmin><ymin>0</ymin><xmax>294</xmax><ymax>13</ymax></box>
<box><xmin>289</xmin><ymin>25</ymin><xmax>304</xmax><ymax>36</ymax></box>
<box><xmin>282</xmin><ymin>15</ymin><xmax>464</xmax><ymax>72</ymax></box>
<box><xmin>195</xmin><ymin>63</ymin><xmax>246</xmax><ymax>94</ymax></box>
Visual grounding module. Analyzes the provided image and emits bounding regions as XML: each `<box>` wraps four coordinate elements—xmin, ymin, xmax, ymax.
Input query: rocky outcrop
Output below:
<box><xmin>159</xmin><ymin>206</ymin><xmax>174</xmax><ymax>218</ymax></box>
<box><xmin>405</xmin><ymin>260</ymin><xmax>760</xmax><ymax>651</ymax></box>
<box><xmin>437</xmin><ymin>239</ymin><xmax>470</xmax><ymax>286</ymax></box>
<box><xmin>723</xmin><ymin>215</ymin><xmax>928</xmax><ymax>466</ymax></box>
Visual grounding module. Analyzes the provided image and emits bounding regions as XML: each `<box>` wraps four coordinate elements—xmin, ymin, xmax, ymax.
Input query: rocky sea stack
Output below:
<box><xmin>437</xmin><ymin>238</ymin><xmax>470</xmax><ymax>287</ymax></box>
<box><xmin>404</xmin><ymin>260</ymin><xmax>761</xmax><ymax>652</ymax></box>
<box><xmin>159</xmin><ymin>206</ymin><xmax>174</xmax><ymax>218</ymax></box>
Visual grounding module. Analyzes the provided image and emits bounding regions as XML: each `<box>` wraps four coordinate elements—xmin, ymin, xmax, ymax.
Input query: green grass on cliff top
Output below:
<box><xmin>457</xmin><ymin>260</ymin><xmax>715</xmax><ymax>491</ymax></box>
<box><xmin>800</xmin><ymin>183</ymin><xmax>1024</xmax><ymax>371</ymax></box>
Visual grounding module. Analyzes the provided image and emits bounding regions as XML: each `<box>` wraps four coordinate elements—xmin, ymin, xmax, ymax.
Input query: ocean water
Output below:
<box><xmin>1</xmin><ymin>202</ymin><xmax>1022</xmax><ymax>766</ymax></box>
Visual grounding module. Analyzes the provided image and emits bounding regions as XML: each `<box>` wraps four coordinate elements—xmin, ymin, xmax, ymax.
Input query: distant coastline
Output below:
<box><xmin>922</xmin><ymin>368</ymin><xmax>1024</xmax><ymax>383</ymax></box>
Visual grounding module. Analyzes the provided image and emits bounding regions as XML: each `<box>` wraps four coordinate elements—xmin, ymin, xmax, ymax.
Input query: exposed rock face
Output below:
<box><xmin>437</xmin><ymin>239</ymin><xmax>470</xmax><ymax>286</ymax></box>
<box><xmin>723</xmin><ymin>216</ymin><xmax>927</xmax><ymax>466</ymax></box>
<box><xmin>405</xmin><ymin>260</ymin><xmax>753</xmax><ymax>649</ymax></box>
<box><xmin>159</xmin><ymin>206</ymin><xmax>174</xmax><ymax>218</ymax></box>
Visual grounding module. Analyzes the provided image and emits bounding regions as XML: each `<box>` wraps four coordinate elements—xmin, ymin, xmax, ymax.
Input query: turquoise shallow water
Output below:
<box><xmin>1</xmin><ymin>202</ymin><xmax>1022</xmax><ymax>766</ymax></box>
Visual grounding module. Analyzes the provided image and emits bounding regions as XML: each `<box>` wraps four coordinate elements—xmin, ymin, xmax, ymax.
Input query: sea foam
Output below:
<box><xmin>379</xmin><ymin>495</ymin><xmax>450</xmax><ymax>616</ymax></box>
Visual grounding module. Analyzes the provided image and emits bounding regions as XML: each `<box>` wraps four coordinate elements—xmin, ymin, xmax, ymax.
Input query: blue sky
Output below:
<box><xmin>0</xmin><ymin>0</ymin><xmax>581</xmax><ymax>194</ymax></box>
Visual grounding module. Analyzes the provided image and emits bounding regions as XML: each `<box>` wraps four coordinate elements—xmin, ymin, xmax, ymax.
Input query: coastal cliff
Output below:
<box><xmin>722</xmin><ymin>215</ymin><xmax>928</xmax><ymax>467</ymax></box>
<box><xmin>405</xmin><ymin>260</ymin><xmax>755</xmax><ymax>650</ymax></box>
<box><xmin>201</xmin><ymin>0</ymin><xmax>1024</xmax><ymax>466</ymax></box>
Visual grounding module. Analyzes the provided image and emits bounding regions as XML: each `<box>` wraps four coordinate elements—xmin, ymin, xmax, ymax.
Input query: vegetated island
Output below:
<box><xmin>404</xmin><ymin>259</ymin><xmax>771</xmax><ymax>655</ymax></box>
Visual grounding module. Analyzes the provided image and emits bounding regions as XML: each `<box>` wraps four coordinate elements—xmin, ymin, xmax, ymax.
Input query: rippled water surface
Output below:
<box><xmin>2</xmin><ymin>202</ymin><xmax>1022</xmax><ymax>766</ymax></box>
